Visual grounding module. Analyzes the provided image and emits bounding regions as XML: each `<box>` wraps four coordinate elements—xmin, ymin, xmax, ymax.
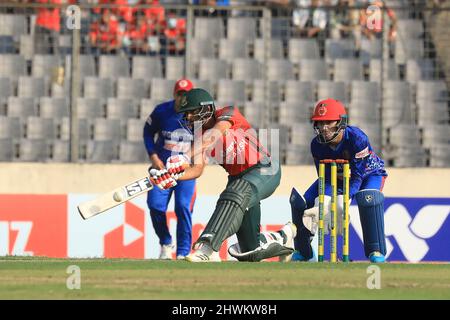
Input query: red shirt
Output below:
<box><xmin>209</xmin><ymin>106</ymin><xmax>270</xmax><ymax>176</ymax></box>
<box><xmin>36</xmin><ymin>0</ymin><xmax>61</xmax><ymax>32</ymax></box>
<box><xmin>89</xmin><ymin>13</ymin><xmax>120</xmax><ymax>47</ymax></box>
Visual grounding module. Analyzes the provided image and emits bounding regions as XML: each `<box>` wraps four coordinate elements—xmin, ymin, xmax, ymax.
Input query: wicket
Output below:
<box><xmin>318</xmin><ymin>159</ymin><xmax>350</xmax><ymax>262</ymax></box>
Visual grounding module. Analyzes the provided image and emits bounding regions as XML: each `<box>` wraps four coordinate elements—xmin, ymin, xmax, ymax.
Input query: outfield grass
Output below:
<box><xmin>0</xmin><ymin>256</ymin><xmax>449</xmax><ymax>299</ymax></box>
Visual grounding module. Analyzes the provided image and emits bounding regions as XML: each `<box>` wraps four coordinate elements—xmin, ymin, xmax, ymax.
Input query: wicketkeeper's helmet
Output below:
<box><xmin>311</xmin><ymin>98</ymin><xmax>348</xmax><ymax>143</ymax></box>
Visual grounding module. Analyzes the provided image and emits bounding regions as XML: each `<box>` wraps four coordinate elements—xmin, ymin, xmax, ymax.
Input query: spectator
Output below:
<box><xmin>89</xmin><ymin>9</ymin><xmax>122</xmax><ymax>54</ymax></box>
<box><xmin>35</xmin><ymin>0</ymin><xmax>61</xmax><ymax>54</ymax></box>
<box><xmin>292</xmin><ymin>0</ymin><xmax>329</xmax><ymax>38</ymax></box>
<box><xmin>329</xmin><ymin>0</ymin><xmax>361</xmax><ymax>44</ymax></box>
<box><xmin>360</xmin><ymin>0</ymin><xmax>397</xmax><ymax>42</ymax></box>
<box><xmin>122</xmin><ymin>11</ymin><xmax>161</xmax><ymax>54</ymax></box>
<box><xmin>162</xmin><ymin>11</ymin><xmax>187</xmax><ymax>55</ymax></box>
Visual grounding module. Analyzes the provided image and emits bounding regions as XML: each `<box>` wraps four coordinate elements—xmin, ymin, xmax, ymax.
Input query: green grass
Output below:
<box><xmin>0</xmin><ymin>256</ymin><xmax>449</xmax><ymax>299</ymax></box>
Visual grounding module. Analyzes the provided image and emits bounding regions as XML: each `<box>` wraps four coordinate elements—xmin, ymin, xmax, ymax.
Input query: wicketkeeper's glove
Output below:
<box><xmin>148</xmin><ymin>168</ymin><xmax>177</xmax><ymax>190</ymax></box>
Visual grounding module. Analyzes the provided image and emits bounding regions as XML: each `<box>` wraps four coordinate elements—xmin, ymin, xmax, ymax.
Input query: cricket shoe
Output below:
<box><xmin>159</xmin><ymin>243</ymin><xmax>174</xmax><ymax>260</ymax></box>
<box><xmin>278</xmin><ymin>222</ymin><xmax>297</xmax><ymax>262</ymax></box>
<box><xmin>185</xmin><ymin>243</ymin><xmax>221</xmax><ymax>262</ymax></box>
<box><xmin>369</xmin><ymin>251</ymin><xmax>386</xmax><ymax>263</ymax></box>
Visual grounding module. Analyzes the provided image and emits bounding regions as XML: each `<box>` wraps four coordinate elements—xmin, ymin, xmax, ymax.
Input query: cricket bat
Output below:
<box><xmin>77</xmin><ymin>176</ymin><xmax>154</xmax><ymax>220</ymax></box>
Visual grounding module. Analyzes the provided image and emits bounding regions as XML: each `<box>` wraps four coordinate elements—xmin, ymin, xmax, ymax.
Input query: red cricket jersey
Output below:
<box><xmin>208</xmin><ymin>106</ymin><xmax>270</xmax><ymax>176</ymax></box>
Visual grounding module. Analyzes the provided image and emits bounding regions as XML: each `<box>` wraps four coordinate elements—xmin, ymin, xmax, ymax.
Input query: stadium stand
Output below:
<box><xmin>0</xmin><ymin>1</ymin><xmax>448</xmax><ymax>167</ymax></box>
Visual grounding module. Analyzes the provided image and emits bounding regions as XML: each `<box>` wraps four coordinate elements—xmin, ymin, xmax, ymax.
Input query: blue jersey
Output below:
<box><xmin>310</xmin><ymin>126</ymin><xmax>387</xmax><ymax>198</ymax></box>
<box><xmin>143</xmin><ymin>100</ymin><xmax>192</xmax><ymax>163</ymax></box>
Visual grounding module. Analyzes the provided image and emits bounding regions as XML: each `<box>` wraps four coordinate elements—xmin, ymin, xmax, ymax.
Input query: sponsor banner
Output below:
<box><xmin>0</xmin><ymin>195</ymin><xmax>67</xmax><ymax>257</ymax></box>
<box><xmin>1</xmin><ymin>194</ymin><xmax>449</xmax><ymax>262</ymax></box>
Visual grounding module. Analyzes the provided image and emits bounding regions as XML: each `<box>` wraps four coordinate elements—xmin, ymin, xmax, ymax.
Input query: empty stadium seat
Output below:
<box><xmin>117</xmin><ymin>77</ymin><xmax>149</xmax><ymax>100</ymax></box>
<box><xmin>243</xmin><ymin>101</ymin><xmax>264</xmax><ymax>128</ymax></box>
<box><xmin>219</xmin><ymin>38</ymin><xmax>249</xmax><ymax>62</ymax></box>
<box><xmin>18</xmin><ymin>138</ymin><xmax>48</xmax><ymax>162</ymax></box>
<box><xmin>395</xmin><ymin>38</ymin><xmax>423</xmax><ymax>65</ymax></box>
<box><xmin>126</xmin><ymin>118</ymin><xmax>145</xmax><ymax>142</ymax></box>
<box><xmin>288</xmin><ymin>39</ymin><xmax>320</xmax><ymax>63</ymax></box>
<box><xmin>227</xmin><ymin>17</ymin><xmax>257</xmax><ymax>40</ymax></box>
<box><xmin>49</xmin><ymin>139</ymin><xmax>69</xmax><ymax>162</ymax></box>
<box><xmin>132</xmin><ymin>56</ymin><xmax>163</xmax><ymax>80</ymax></box>
<box><xmin>381</xmin><ymin>99</ymin><xmax>413</xmax><ymax>128</ymax></box>
<box><xmin>194</xmin><ymin>17</ymin><xmax>225</xmax><ymax>39</ymax></box>
<box><xmin>253</xmin><ymin>38</ymin><xmax>284</xmax><ymax>63</ymax></box>
<box><xmin>217</xmin><ymin>79</ymin><xmax>246</xmax><ymax>106</ymax></box>
<box><xmin>39</xmin><ymin>97</ymin><xmax>70</xmax><ymax>120</ymax></box>
<box><xmin>93</xmin><ymin>118</ymin><xmax>121</xmax><ymax>141</ymax></box>
<box><xmin>165</xmin><ymin>57</ymin><xmax>185</xmax><ymax>80</ymax></box>
<box><xmin>72</xmin><ymin>100</ymin><xmax>102</xmax><ymax>122</ymax></box>
<box><xmin>198</xmin><ymin>58</ymin><xmax>229</xmax><ymax>82</ymax></box>
<box><xmin>7</xmin><ymin>97</ymin><xmax>37</xmax><ymax>118</ymax></box>
<box><xmin>369</xmin><ymin>59</ymin><xmax>399</xmax><ymax>82</ymax></box>
<box><xmin>278</xmin><ymin>102</ymin><xmax>312</xmax><ymax>125</ymax></box>
<box><xmin>83</xmin><ymin>77</ymin><xmax>114</xmax><ymax>99</ymax></box>
<box><xmin>0</xmin><ymin>116</ymin><xmax>21</xmax><ymax>139</ymax></box>
<box><xmin>65</xmin><ymin>54</ymin><xmax>96</xmax><ymax>79</ymax></box>
<box><xmin>416</xmin><ymin>80</ymin><xmax>448</xmax><ymax>103</ymax></box>
<box><xmin>0</xmin><ymin>14</ymin><xmax>27</xmax><ymax>38</ymax></box>
<box><xmin>317</xmin><ymin>81</ymin><xmax>348</xmax><ymax>103</ymax></box>
<box><xmin>18</xmin><ymin>77</ymin><xmax>48</xmax><ymax>98</ymax></box>
<box><xmin>267</xmin><ymin>59</ymin><xmax>295</xmax><ymax>81</ymax></box>
<box><xmin>0</xmin><ymin>54</ymin><xmax>27</xmax><ymax>81</ymax></box>
<box><xmin>232</xmin><ymin>58</ymin><xmax>261</xmax><ymax>83</ymax></box>
<box><xmin>252</xmin><ymin>80</ymin><xmax>281</xmax><ymax>103</ymax></box>
<box><xmin>333</xmin><ymin>59</ymin><xmax>364</xmax><ymax>82</ymax></box>
<box><xmin>0</xmin><ymin>138</ymin><xmax>13</xmax><ymax>161</ymax></box>
<box><xmin>284</xmin><ymin>81</ymin><xmax>314</xmax><ymax>103</ymax></box>
<box><xmin>417</xmin><ymin>101</ymin><xmax>449</xmax><ymax>126</ymax></box>
<box><xmin>119</xmin><ymin>141</ymin><xmax>147</xmax><ymax>163</ymax></box>
<box><xmin>150</xmin><ymin>78</ymin><xmax>176</xmax><ymax>101</ymax></box>
<box><xmin>429</xmin><ymin>144</ymin><xmax>450</xmax><ymax>168</ymax></box>
<box><xmin>351</xmin><ymin>81</ymin><xmax>380</xmax><ymax>103</ymax></box>
<box><xmin>405</xmin><ymin>59</ymin><xmax>435</xmax><ymax>83</ymax></box>
<box><xmin>289</xmin><ymin>122</ymin><xmax>315</xmax><ymax>146</ymax></box>
<box><xmin>325</xmin><ymin>39</ymin><xmax>356</xmax><ymax>63</ymax></box>
<box><xmin>106</xmin><ymin>98</ymin><xmax>139</xmax><ymax>122</ymax></box>
<box><xmin>189</xmin><ymin>38</ymin><xmax>216</xmax><ymax>69</ymax></box>
<box><xmin>299</xmin><ymin>59</ymin><xmax>329</xmax><ymax>82</ymax></box>
<box><xmin>25</xmin><ymin>116</ymin><xmax>55</xmax><ymax>139</ymax></box>
<box><xmin>349</xmin><ymin>101</ymin><xmax>381</xmax><ymax>123</ymax></box>
<box><xmin>359</xmin><ymin>39</ymin><xmax>382</xmax><ymax>66</ymax></box>
<box><xmin>86</xmin><ymin>140</ymin><xmax>117</xmax><ymax>163</ymax></box>
<box><xmin>32</xmin><ymin>54</ymin><xmax>62</xmax><ymax>79</ymax></box>
<box><xmin>59</xmin><ymin>118</ymin><xmax>89</xmax><ymax>141</ymax></box>
<box><xmin>421</xmin><ymin>125</ymin><xmax>450</xmax><ymax>149</ymax></box>
<box><xmin>98</xmin><ymin>55</ymin><xmax>130</xmax><ymax>78</ymax></box>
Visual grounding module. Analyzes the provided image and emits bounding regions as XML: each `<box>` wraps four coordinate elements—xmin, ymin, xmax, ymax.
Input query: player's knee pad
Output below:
<box><xmin>196</xmin><ymin>178</ymin><xmax>253</xmax><ymax>251</ymax></box>
<box><xmin>356</xmin><ymin>189</ymin><xmax>387</xmax><ymax>257</ymax></box>
<box><xmin>290</xmin><ymin>188</ymin><xmax>307</xmax><ymax>226</ymax></box>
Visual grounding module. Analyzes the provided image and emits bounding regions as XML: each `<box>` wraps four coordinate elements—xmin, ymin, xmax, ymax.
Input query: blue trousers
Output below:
<box><xmin>147</xmin><ymin>179</ymin><xmax>196</xmax><ymax>256</ymax></box>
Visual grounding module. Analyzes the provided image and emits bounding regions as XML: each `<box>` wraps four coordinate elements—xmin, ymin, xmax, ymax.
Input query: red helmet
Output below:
<box><xmin>311</xmin><ymin>98</ymin><xmax>347</xmax><ymax>121</ymax></box>
<box><xmin>311</xmin><ymin>99</ymin><xmax>348</xmax><ymax>144</ymax></box>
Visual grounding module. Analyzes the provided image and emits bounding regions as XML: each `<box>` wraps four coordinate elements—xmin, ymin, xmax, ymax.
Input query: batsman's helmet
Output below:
<box><xmin>177</xmin><ymin>88</ymin><xmax>216</xmax><ymax>130</ymax></box>
<box><xmin>311</xmin><ymin>98</ymin><xmax>348</xmax><ymax>143</ymax></box>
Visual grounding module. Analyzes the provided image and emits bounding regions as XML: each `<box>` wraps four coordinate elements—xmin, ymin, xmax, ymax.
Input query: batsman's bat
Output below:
<box><xmin>77</xmin><ymin>176</ymin><xmax>153</xmax><ymax>220</ymax></box>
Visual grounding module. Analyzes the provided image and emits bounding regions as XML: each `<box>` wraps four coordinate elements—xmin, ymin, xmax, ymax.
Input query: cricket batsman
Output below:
<box><xmin>143</xmin><ymin>78</ymin><xmax>197</xmax><ymax>260</ymax></box>
<box><xmin>288</xmin><ymin>98</ymin><xmax>388</xmax><ymax>263</ymax></box>
<box><xmin>148</xmin><ymin>88</ymin><xmax>296</xmax><ymax>262</ymax></box>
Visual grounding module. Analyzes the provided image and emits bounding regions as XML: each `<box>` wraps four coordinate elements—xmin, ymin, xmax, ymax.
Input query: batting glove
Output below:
<box><xmin>148</xmin><ymin>168</ymin><xmax>177</xmax><ymax>190</ymax></box>
<box><xmin>166</xmin><ymin>155</ymin><xmax>189</xmax><ymax>179</ymax></box>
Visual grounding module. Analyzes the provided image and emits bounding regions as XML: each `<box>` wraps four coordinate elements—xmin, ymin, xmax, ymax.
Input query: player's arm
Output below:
<box><xmin>349</xmin><ymin>135</ymin><xmax>370</xmax><ymax>198</ymax></box>
<box><xmin>179</xmin><ymin>120</ymin><xmax>232</xmax><ymax>180</ymax></box>
<box><xmin>143</xmin><ymin>110</ymin><xmax>164</xmax><ymax>169</ymax></box>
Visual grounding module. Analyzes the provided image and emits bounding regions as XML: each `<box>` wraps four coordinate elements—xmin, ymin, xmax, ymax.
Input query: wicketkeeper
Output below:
<box><xmin>148</xmin><ymin>88</ymin><xmax>296</xmax><ymax>262</ymax></box>
<box><xmin>288</xmin><ymin>98</ymin><xmax>388</xmax><ymax>263</ymax></box>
